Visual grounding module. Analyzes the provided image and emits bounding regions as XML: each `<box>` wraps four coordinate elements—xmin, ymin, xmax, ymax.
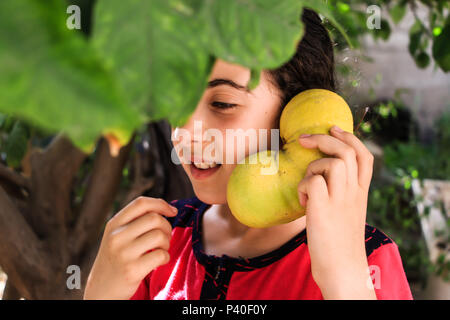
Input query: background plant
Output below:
<box><xmin>323</xmin><ymin>0</ymin><xmax>449</xmax><ymax>71</ymax></box>
<box><xmin>362</xmin><ymin>99</ymin><xmax>450</xmax><ymax>287</ymax></box>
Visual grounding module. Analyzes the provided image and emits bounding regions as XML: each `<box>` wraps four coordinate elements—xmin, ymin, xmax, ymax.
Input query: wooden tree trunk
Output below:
<box><xmin>0</xmin><ymin>120</ymin><xmax>193</xmax><ymax>299</ymax></box>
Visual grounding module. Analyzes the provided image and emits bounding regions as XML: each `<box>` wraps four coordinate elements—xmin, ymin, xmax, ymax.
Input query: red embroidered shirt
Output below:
<box><xmin>130</xmin><ymin>196</ymin><xmax>413</xmax><ymax>300</ymax></box>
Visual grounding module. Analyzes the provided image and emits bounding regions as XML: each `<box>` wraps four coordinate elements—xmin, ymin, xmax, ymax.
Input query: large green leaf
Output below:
<box><xmin>92</xmin><ymin>0</ymin><xmax>307</xmax><ymax>127</ymax></box>
<box><xmin>0</xmin><ymin>0</ymin><xmax>141</xmax><ymax>153</ymax></box>
<box><xmin>200</xmin><ymin>0</ymin><xmax>304</xmax><ymax>89</ymax></box>
<box><xmin>92</xmin><ymin>0</ymin><xmax>213</xmax><ymax>128</ymax></box>
<box><xmin>200</xmin><ymin>0</ymin><xmax>305</xmax><ymax>69</ymax></box>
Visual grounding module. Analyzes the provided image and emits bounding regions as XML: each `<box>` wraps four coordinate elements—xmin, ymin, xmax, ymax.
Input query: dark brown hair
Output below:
<box><xmin>265</xmin><ymin>9</ymin><xmax>336</xmax><ymax>112</ymax></box>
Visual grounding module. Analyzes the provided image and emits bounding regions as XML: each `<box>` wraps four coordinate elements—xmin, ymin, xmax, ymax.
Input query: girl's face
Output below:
<box><xmin>171</xmin><ymin>59</ymin><xmax>282</xmax><ymax>205</ymax></box>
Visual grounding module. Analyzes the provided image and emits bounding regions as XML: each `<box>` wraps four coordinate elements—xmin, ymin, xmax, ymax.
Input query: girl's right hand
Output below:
<box><xmin>83</xmin><ymin>196</ymin><xmax>178</xmax><ymax>300</ymax></box>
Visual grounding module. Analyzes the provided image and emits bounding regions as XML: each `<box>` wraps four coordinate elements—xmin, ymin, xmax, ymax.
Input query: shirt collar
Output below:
<box><xmin>191</xmin><ymin>197</ymin><xmax>307</xmax><ymax>271</ymax></box>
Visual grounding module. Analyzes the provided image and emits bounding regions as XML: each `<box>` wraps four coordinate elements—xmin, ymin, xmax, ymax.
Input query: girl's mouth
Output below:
<box><xmin>189</xmin><ymin>162</ymin><xmax>222</xmax><ymax>180</ymax></box>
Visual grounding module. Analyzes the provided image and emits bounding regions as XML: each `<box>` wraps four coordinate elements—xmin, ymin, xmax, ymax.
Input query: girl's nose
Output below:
<box><xmin>172</xmin><ymin>116</ymin><xmax>207</xmax><ymax>163</ymax></box>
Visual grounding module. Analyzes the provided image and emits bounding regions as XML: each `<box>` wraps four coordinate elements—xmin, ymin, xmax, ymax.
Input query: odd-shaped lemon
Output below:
<box><xmin>226</xmin><ymin>89</ymin><xmax>353</xmax><ymax>228</ymax></box>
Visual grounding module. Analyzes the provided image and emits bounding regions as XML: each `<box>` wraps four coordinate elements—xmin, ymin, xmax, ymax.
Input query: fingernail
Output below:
<box><xmin>332</xmin><ymin>125</ymin><xmax>343</xmax><ymax>133</ymax></box>
<box><xmin>171</xmin><ymin>206</ymin><xmax>178</xmax><ymax>214</ymax></box>
<box><xmin>299</xmin><ymin>134</ymin><xmax>311</xmax><ymax>139</ymax></box>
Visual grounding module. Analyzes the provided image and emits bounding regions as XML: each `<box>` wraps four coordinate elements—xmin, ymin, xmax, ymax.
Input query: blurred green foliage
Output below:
<box><xmin>382</xmin><ymin>108</ymin><xmax>449</xmax><ymax>181</ymax></box>
<box><xmin>0</xmin><ymin>113</ymin><xmax>53</xmax><ymax>169</ymax></box>
<box><xmin>0</xmin><ymin>0</ymin><xmax>317</xmax><ymax>153</ymax></box>
<box><xmin>324</xmin><ymin>0</ymin><xmax>450</xmax><ymax>71</ymax></box>
<box><xmin>368</xmin><ymin>181</ymin><xmax>432</xmax><ymax>285</ymax></box>
<box><xmin>0</xmin><ymin>0</ymin><xmax>141</xmax><ymax>153</ymax></box>
<box><xmin>358</xmin><ymin>99</ymin><xmax>420</xmax><ymax>144</ymax></box>
<box><xmin>365</xmin><ymin>100</ymin><xmax>450</xmax><ymax>285</ymax></box>
<box><xmin>1</xmin><ymin>0</ymin><xmax>448</xmax><ymax>155</ymax></box>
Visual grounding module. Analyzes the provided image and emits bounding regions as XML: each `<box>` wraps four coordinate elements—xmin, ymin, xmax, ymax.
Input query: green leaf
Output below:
<box><xmin>0</xmin><ymin>113</ymin><xmax>10</xmax><ymax>131</ymax></box>
<box><xmin>248</xmin><ymin>69</ymin><xmax>261</xmax><ymax>90</ymax></box>
<box><xmin>200</xmin><ymin>0</ymin><xmax>305</xmax><ymax>70</ymax></box>
<box><xmin>432</xmin><ymin>17</ymin><xmax>450</xmax><ymax>72</ymax></box>
<box><xmin>336</xmin><ymin>2</ymin><xmax>350</xmax><ymax>13</ymax></box>
<box><xmin>390</xmin><ymin>3</ymin><xmax>407</xmax><ymax>25</ymax></box>
<box><xmin>92</xmin><ymin>0</ymin><xmax>310</xmax><ymax>127</ymax></box>
<box><xmin>409</xmin><ymin>20</ymin><xmax>424</xmax><ymax>56</ymax></box>
<box><xmin>373</xmin><ymin>19</ymin><xmax>391</xmax><ymax>41</ymax></box>
<box><xmin>415</xmin><ymin>51</ymin><xmax>430</xmax><ymax>68</ymax></box>
<box><xmin>0</xmin><ymin>0</ymin><xmax>141</xmax><ymax>153</ymax></box>
<box><xmin>92</xmin><ymin>0</ymin><xmax>213</xmax><ymax>128</ymax></box>
<box><xmin>5</xmin><ymin>121</ymin><xmax>29</xmax><ymax>168</ymax></box>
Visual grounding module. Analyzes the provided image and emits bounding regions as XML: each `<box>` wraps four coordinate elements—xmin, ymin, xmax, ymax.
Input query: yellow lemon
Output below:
<box><xmin>226</xmin><ymin>89</ymin><xmax>353</xmax><ymax>228</ymax></box>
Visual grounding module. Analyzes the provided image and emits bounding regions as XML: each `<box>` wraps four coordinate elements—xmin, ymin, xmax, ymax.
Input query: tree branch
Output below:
<box><xmin>27</xmin><ymin>133</ymin><xmax>88</xmax><ymax>270</ymax></box>
<box><xmin>0</xmin><ymin>185</ymin><xmax>50</xmax><ymax>299</ymax></box>
<box><xmin>2</xmin><ymin>278</ymin><xmax>22</xmax><ymax>300</ymax></box>
<box><xmin>70</xmin><ymin>132</ymin><xmax>136</xmax><ymax>259</ymax></box>
<box><xmin>118</xmin><ymin>176</ymin><xmax>156</xmax><ymax>210</ymax></box>
<box><xmin>117</xmin><ymin>134</ymin><xmax>156</xmax><ymax>209</ymax></box>
<box><xmin>0</xmin><ymin>162</ymin><xmax>31</xmax><ymax>191</ymax></box>
<box><xmin>147</xmin><ymin>120</ymin><xmax>194</xmax><ymax>201</ymax></box>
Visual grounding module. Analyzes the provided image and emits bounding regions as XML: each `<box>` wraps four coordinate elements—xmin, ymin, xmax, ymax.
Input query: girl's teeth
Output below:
<box><xmin>194</xmin><ymin>162</ymin><xmax>218</xmax><ymax>169</ymax></box>
<box><xmin>196</xmin><ymin>162</ymin><xmax>207</xmax><ymax>169</ymax></box>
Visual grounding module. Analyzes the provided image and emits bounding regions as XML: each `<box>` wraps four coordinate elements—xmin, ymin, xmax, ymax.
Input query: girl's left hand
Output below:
<box><xmin>297</xmin><ymin>125</ymin><xmax>376</xmax><ymax>299</ymax></box>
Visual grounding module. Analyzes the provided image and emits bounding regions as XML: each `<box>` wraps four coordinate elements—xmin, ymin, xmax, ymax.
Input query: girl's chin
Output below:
<box><xmin>192</xmin><ymin>188</ymin><xmax>227</xmax><ymax>205</ymax></box>
<box><xmin>180</xmin><ymin>163</ymin><xmax>232</xmax><ymax>202</ymax></box>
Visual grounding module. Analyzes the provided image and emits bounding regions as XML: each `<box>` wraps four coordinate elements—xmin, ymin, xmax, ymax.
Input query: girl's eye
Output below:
<box><xmin>210</xmin><ymin>101</ymin><xmax>238</xmax><ymax>109</ymax></box>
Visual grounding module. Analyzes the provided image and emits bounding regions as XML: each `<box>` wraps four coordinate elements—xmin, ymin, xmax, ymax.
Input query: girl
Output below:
<box><xmin>84</xmin><ymin>9</ymin><xmax>413</xmax><ymax>300</ymax></box>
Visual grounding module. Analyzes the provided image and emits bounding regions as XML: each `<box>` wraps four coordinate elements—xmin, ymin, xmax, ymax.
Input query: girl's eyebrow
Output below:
<box><xmin>207</xmin><ymin>78</ymin><xmax>250</xmax><ymax>92</ymax></box>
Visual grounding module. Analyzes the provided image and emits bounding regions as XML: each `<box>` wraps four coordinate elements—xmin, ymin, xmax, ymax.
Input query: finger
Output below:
<box><xmin>330</xmin><ymin>126</ymin><xmax>374</xmax><ymax>188</ymax></box>
<box><xmin>126</xmin><ymin>229</ymin><xmax>171</xmax><ymax>259</ymax></box>
<box><xmin>304</xmin><ymin>158</ymin><xmax>347</xmax><ymax>198</ymax></box>
<box><xmin>297</xmin><ymin>174</ymin><xmax>329</xmax><ymax>210</ymax></box>
<box><xmin>134</xmin><ymin>249</ymin><xmax>170</xmax><ymax>280</ymax></box>
<box><xmin>113</xmin><ymin>197</ymin><xmax>178</xmax><ymax>227</ymax></box>
<box><xmin>299</xmin><ymin>134</ymin><xmax>358</xmax><ymax>187</ymax></box>
<box><xmin>112</xmin><ymin>212</ymin><xmax>173</xmax><ymax>243</ymax></box>
<box><xmin>299</xmin><ymin>191</ymin><xmax>307</xmax><ymax>208</ymax></box>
